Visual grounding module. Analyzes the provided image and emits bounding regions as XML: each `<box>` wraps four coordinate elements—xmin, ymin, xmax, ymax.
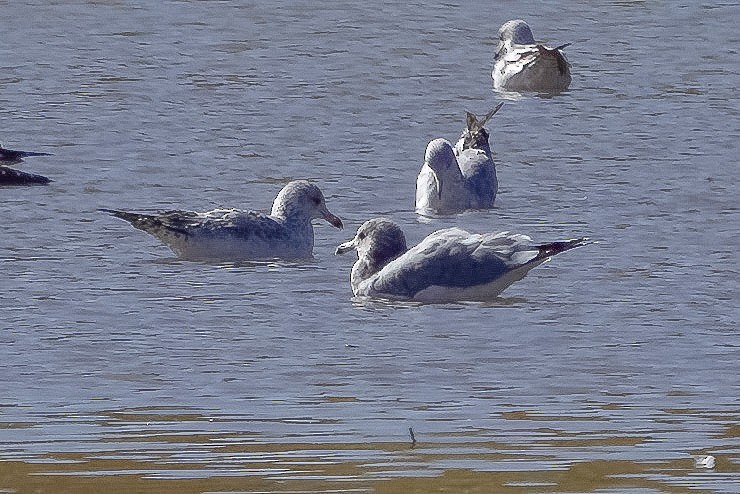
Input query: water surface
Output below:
<box><xmin>1</xmin><ymin>1</ymin><xmax>738</xmax><ymax>492</ymax></box>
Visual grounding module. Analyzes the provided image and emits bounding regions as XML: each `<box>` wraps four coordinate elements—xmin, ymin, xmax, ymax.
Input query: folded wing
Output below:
<box><xmin>368</xmin><ymin>229</ymin><xmax>540</xmax><ymax>298</ymax></box>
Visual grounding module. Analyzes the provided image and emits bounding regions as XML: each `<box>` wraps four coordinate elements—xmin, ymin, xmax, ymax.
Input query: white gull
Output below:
<box><xmin>103</xmin><ymin>180</ymin><xmax>343</xmax><ymax>261</ymax></box>
<box><xmin>336</xmin><ymin>217</ymin><xmax>591</xmax><ymax>302</ymax></box>
<box><xmin>492</xmin><ymin>19</ymin><xmax>571</xmax><ymax>93</ymax></box>
<box><xmin>416</xmin><ymin>104</ymin><xmax>503</xmax><ymax>215</ymax></box>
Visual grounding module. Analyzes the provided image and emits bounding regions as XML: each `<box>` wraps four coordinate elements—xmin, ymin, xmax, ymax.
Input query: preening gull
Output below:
<box><xmin>103</xmin><ymin>180</ymin><xmax>343</xmax><ymax>261</ymax></box>
<box><xmin>492</xmin><ymin>19</ymin><xmax>571</xmax><ymax>92</ymax></box>
<box><xmin>0</xmin><ymin>143</ymin><xmax>52</xmax><ymax>165</ymax></box>
<box><xmin>336</xmin><ymin>217</ymin><xmax>591</xmax><ymax>302</ymax></box>
<box><xmin>416</xmin><ymin>104</ymin><xmax>502</xmax><ymax>215</ymax></box>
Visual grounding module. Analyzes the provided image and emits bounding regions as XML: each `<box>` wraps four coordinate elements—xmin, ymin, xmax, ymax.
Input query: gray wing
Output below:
<box><xmin>458</xmin><ymin>150</ymin><xmax>497</xmax><ymax>208</ymax></box>
<box><xmin>504</xmin><ymin>43</ymin><xmax>570</xmax><ymax>74</ymax></box>
<box><xmin>503</xmin><ymin>44</ymin><xmax>540</xmax><ymax>66</ymax></box>
<box><xmin>178</xmin><ymin>210</ymin><xmax>288</xmax><ymax>242</ymax></box>
<box><xmin>369</xmin><ymin>229</ymin><xmax>534</xmax><ymax>298</ymax></box>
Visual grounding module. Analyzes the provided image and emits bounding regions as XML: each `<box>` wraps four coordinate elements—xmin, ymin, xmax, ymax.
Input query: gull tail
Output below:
<box><xmin>101</xmin><ymin>208</ymin><xmax>173</xmax><ymax>234</ymax></box>
<box><xmin>100</xmin><ymin>208</ymin><xmax>151</xmax><ymax>225</ymax></box>
<box><xmin>535</xmin><ymin>237</ymin><xmax>593</xmax><ymax>262</ymax></box>
<box><xmin>100</xmin><ymin>209</ymin><xmax>192</xmax><ymax>238</ymax></box>
<box><xmin>536</xmin><ymin>43</ymin><xmax>571</xmax><ymax>75</ymax></box>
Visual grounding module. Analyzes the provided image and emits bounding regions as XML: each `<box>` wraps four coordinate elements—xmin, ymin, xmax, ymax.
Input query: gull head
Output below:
<box><xmin>424</xmin><ymin>138</ymin><xmax>459</xmax><ymax>200</ymax></box>
<box><xmin>271</xmin><ymin>180</ymin><xmax>343</xmax><ymax>229</ymax></box>
<box><xmin>335</xmin><ymin>217</ymin><xmax>407</xmax><ymax>268</ymax></box>
<box><xmin>498</xmin><ymin>19</ymin><xmax>536</xmax><ymax>45</ymax></box>
<box><xmin>425</xmin><ymin>138</ymin><xmax>457</xmax><ymax>172</ymax></box>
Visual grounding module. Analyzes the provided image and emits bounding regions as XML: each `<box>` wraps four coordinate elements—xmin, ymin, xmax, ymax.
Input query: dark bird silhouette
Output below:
<box><xmin>0</xmin><ymin>166</ymin><xmax>51</xmax><ymax>186</ymax></box>
<box><xmin>0</xmin><ymin>143</ymin><xmax>53</xmax><ymax>165</ymax></box>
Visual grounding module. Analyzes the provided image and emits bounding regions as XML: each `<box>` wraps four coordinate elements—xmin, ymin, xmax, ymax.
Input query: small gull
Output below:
<box><xmin>416</xmin><ymin>104</ymin><xmax>503</xmax><ymax>215</ymax></box>
<box><xmin>0</xmin><ymin>143</ymin><xmax>53</xmax><ymax>165</ymax></box>
<box><xmin>492</xmin><ymin>19</ymin><xmax>571</xmax><ymax>93</ymax></box>
<box><xmin>694</xmin><ymin>455</ymin><xmax>716</xmax><ymax>469</ymax></box>
<box><xmin>103</xmin><ymin>180</ymin><xmax>343</xmax><ymax>261</ymax></box>
<box><xmin>336</xmin><ymin>217</ymin><xmax>591</xmax><ymax>302</ymax></box>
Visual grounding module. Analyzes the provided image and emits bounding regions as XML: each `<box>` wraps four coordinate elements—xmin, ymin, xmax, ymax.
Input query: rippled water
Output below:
<box><xmin>2</xmin><ymin>1</ymin><xmax>738</xmax><ymax>492</ymax></box>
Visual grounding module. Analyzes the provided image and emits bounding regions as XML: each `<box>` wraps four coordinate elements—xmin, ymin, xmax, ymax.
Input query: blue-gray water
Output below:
<box><xmin>1</xmin><ymin>1</ymin><xmax>738</xmax><ymax>492</ymax></box>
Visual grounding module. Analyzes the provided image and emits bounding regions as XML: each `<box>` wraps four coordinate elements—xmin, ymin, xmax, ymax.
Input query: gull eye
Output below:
<box><xmin>311</xmin><ymin>196</ymin><xmax>321</xmax><ymax>205</ymax></box>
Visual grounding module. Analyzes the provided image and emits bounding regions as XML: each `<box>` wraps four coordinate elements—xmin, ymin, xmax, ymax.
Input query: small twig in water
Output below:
<box><xmin>408</xmin><ymin>427</ymin><xmax>417</xmax><ymax>446</ymax></box>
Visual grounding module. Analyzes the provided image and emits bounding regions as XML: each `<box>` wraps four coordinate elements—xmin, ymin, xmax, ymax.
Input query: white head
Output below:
<box><xmin>335</xmin><ymin>218</ymin><xmax>407</xmax><ymax>289</ymax></box>
<box><xmin>423</xmin><ymin>138</ymin><xmax>462</xmax><ymax>203</ymax></box>
<box><xmin>425</xmin><ymin>138</ymin><xmax>458</xmax><ymax>175</ymax></box>
<box><xmin>498</xmin><ymin>19</ymin><xmax>536</xmax><ymax>45</ymax></box>
<box><xmin>271</xmin><ymin>180</ymin><xmax>343</xmax><ymax>229</ymax></box>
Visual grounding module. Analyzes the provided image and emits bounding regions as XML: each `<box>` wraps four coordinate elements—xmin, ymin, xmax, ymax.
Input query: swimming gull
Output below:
<box><xmin>103</xmin><ymin>180</ymin><xmax>343</xmax><ymax>261</ymax></box>
<box><xmin>416</xmin><ymin>104</ymin><xmax>502</xmax><ymax>215</ymax></box>
<box><xmin>492</xmin><ymin>19</ymin><xmax>571</xmax><ymax>92</ymax></box>
<box><xmin>336</xmin><ymin>217</ymin><xmax>591</xmax><ymax>302</ymax></box>
<box><xmin>0</xmin><ymin>143</ymin><xmax>52</xmax><ymax>165</ymax></box>
<box><xmin>0</xmin><ymin>165</ymin><xmax>51</xmax><ymax>186</ymax></box>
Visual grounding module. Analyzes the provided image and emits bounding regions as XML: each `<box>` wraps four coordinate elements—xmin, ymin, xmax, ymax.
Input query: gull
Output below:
<box><xmin>103</xmin><ymin>180</ymin><xmax>343</xmax><ymax>261</ymax></box>
<box><xmin>0</xmin><ymin>143</ymin><xmax>52</xmax><ymax>165</ymax></box>
<box><xmin>336</xmin><ymin>217</ymin><xmax>591</xmax><ymax>302</ymax></box>
<box><xmin>0</xmin><ymin>166</ymin><xmax>51</xmax><ymax>186</ymax></box>
<box><xmin>492</xmin><ymin>19</ymin><xmax>571</xmax><ymax>93</ymax></box>
<box><xmin>416</xmin><ymin>104</ymin><xmax>503</xmax><ymax>215</ymax></box>
<box><xmin>695</xmin><ymin>455</ymin><xmax>716</xmax><ymax>469</ymax></box>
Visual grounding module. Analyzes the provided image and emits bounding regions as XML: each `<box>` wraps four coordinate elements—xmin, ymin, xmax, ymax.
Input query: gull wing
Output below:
<box><xmin>368</xmin><ymin>228</ymin><xmax>535</xmax><ymax>298</ymax></box>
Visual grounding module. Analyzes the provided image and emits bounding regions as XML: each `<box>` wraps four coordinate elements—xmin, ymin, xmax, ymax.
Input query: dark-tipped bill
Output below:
<box><xmin>322</xmin><ymin>210</ymin><xmax>343</xmax><ymax>229</ymax></box>
<box><xmin>335</xmin><ymin>237</ymin><xmax>355</xmax><ymax>255</ymax></box>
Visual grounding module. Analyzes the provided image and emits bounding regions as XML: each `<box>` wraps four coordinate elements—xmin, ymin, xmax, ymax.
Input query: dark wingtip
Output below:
<box><xmin>538</xmin><ymin>237</ymin><xmax>594</xmax><ymax>259</ymax></box>
<box><xmin>99</xmin><ymin>208</ymin><xmax>139</xmax><ymax>223</ymax></box>
<box><xmin>99</xmin><ymin>208</ymin><xmax>122</xmax><ymax>215</ymax></box>
<box><xmin>483</xmin><ymin>102</ymin><xmax>505</xmax><ymax>122</ymax></box>
<box><xmin>465</xmin><ymin>102</ymin><xmax>503</xmax><ymax>132</ymax></box>
<box><xmin>464</xmin><ymin>111</ymin><xmax>478</xmax><ymax>132</ymax></box>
